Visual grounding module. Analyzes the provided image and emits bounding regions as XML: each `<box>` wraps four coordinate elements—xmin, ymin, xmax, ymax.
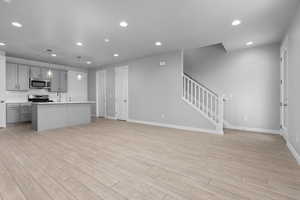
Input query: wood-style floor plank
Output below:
<box><xmin>0</xmin><ymin>119</ymin><xmax>299</xmax><ymax>200</ymax></box>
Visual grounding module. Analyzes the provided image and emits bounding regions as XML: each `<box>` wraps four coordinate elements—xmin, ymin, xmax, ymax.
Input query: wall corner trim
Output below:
<box><xmin>287</xmin><ymin>141</ymin><xmax>300</xmax><ymax>165</ymax></box>
<box><xmin>223</xmin><ymin>120</ymin><xmax>281</xmax><ymax>135</ymax></box>
<box><xmin>127</xmin><ymin>119</ymin><xmax>223</xmax><ymax>135</ymax></box>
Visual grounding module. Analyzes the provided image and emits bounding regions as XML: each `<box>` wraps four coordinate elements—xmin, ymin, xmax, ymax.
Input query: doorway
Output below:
<box><xmin>115</xmin><ymin>66</ymin><xmax>128</xmax><ymax>120</ymax></box>
<box><xmin>280</xmin><ymin>48</ymin><xmax>288</xmax><ymax>133</ymax></box>
<box><xmin>96</xmin><ymin>70</ymin><xmax>107</xmax><ymax>118</ymax></box>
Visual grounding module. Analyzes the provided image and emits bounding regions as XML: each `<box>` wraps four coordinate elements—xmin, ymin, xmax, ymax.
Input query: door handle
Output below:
<box><xmin>123</xmin><ymin>100</ymin><xmax>127</xmax><ymax>103</ymax></box>
<box><xmin>0</xmin><ymin>100</ymin><xmax>5</xmax><ymax>103</ymax></box>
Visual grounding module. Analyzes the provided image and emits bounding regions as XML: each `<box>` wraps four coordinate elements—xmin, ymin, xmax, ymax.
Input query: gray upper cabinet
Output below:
<box><xmin>30</xmin><ymin>66</ymin><xmax>42</xmax><ymax>79</ymax></box>
<box><xmin>30</xmin><ymin>67</ymin><xmax>51</xmax><ymax>81</ymax></box>
<box><xmin>6</xmin><ymin>62</ymin><xmax>67</xmax><ymax>92</ymax></box>
<box><xmin>6</xmin><ymin>63</ymin><xmax>29</xmax><ymax>91</ymax></box>
<box><xmin>59</xmin><ymin>71</ymin><xmax>68</xmax><ymax>92</ymax></box>
<box><xmin>50</xmin><ymin>70</ymin><xmax>67</xmax><ymax>93</ymax></box>
<box><xmin>41</xmin><ymin>68</ymin><xmax>51</xmax><ymax>81</ymax></box>
<box><xmin>6</xmin><ymin>63</ymin><xmax>18</xmax><ymax>91</ymax></box>
<box><xmin>50</xmin><ymin>70</ymin><xmax>60</xmax><ymax>92</ymax></box>
<box><xmin>18</xmin><ymin>65</ymin><xmax>30</xmax><ymax>91</ymax></box>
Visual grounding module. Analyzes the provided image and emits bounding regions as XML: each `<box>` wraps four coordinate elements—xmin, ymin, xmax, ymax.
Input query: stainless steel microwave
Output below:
<box><xmin>29</xmin><ymin>79</ymin><xmax>51</xmax><ymax>89</ymax></box>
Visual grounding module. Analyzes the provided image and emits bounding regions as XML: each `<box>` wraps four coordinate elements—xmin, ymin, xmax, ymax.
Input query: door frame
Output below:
<box><xmin>115</xmin><ymin>66</ymin><xmax>129</xmax><ymax>121</ymax></box>
<box><xmin>0</xmin><ymin>52</ymin><xmax>6</xmax><ymax>128</ymax></box>
<box><xmin>280</xmin><ymin>43</ymin><xmax>288</xmax><ymax>135</ymax></box>
<box><xmin>96</xmin><ymin>70</ymin><xmax>107</xmax><ymax>118</ymax></box>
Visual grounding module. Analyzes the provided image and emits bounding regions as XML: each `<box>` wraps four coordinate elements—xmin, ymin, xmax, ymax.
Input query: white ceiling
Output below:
<box><xmin>0</xmin><ymin>0</ymin><xmax>299</xmax><ymax>68</ymax></box>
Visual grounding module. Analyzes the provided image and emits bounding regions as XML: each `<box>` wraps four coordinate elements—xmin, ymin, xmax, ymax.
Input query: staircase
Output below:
<box><xmin>182</xmin><ymin>73</ymin><xmax>224</xmax><ymax>132</ymax></box>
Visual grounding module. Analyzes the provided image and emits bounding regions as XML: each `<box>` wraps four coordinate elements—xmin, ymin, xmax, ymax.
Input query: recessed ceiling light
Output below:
<box><xmin>246</xmin><ymin>41</ymin><xmax>254</xmax><ymax>46</ymax></box>
<box><xmin>0</xmin><ymin>42</ymin><xmax>6</xmax><ymax>46</ymax></box>
<box><xmin>113</xmin><ymin>53</ymin><xmax>119</xmax><ymax>57</ymax></box>
<box><xmin>155</xmin><ymin>41</ymin><xmax>162</xmax><ymax>46</ymax></box>
<box><xmin>51</xmin><ymin>53</ymin><xmax>56</xmax><ymax>57</ymax></box>
<box><xmin>232</xmin><ymin>19</ymin><xmax>241</xmax><ymax>26</ymax></box>
<box><xmin>76</xmin><ymin>42</ymin><xmax>83</xmax><ymax>46</ymax></box>
<box><xmin>11</xmin><ymin>22</ymin><xmax>22</xmax><ymax>28</ymax></box>
<box><xmin>3</xmin><ymin>0</ymin><xmax>12</xmax><ymax>3</ymax></box>
<box><xmin>86</xmin><ymin>61</ymin><xmax>92</xmax><ymax>65</ymax></box>
<box><xmin>104</xmin><ymin>38</ymin><xmax>110</xmax><ymax>42</ymax></box>
<box><xmin>120</xmin><ymin>21</ymin><xmax>128</xmax><ymax>28</ymax></box>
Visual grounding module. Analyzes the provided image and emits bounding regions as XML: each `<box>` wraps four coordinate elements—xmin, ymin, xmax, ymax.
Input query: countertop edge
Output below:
<box><xmin>32</xmin><ymin>102</ymin><xmax>96</xmax><ymax>105</ymax></box>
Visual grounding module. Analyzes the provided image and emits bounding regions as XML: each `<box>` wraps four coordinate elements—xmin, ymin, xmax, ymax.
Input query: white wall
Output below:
<box><xmin>4</xmin><ymin>56</ymin><xmax>88</xmax><ymax>103</ymax></box>
<box><xmin>282</xmin><ymin>4</ymin><xmax>300</xmax><ymax>161</ymax></box>
<box><xmin>98</xmin><ymin>51</ymin><xmax>216</xmax><ymax>132</ymax></box>
<box><xmin>67</xmin><ymin>71</ymin><xmax>87</xmax><ymax>101</ymax></box>
<box><xmin>184</xmin><ymin>43</ymin><xmax>281</xmax><ymax>132</ymax></box>
<box><xmin>88</xmin><ymin>69</ymin><xmax>97</xmax><ymax>116</ymax></box>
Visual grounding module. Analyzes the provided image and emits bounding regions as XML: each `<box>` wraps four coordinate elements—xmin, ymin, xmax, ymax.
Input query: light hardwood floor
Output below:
<box><xmin>0</xmin><ymin>119</ymin><xmax>299</xmax><ymax>200</ymax></box>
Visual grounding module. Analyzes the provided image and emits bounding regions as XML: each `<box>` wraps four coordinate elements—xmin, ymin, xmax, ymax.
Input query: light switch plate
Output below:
<box><xmin>160</xmin><ymin>61</ymin><xmax>166</xmax><ymax>66</ymax></box>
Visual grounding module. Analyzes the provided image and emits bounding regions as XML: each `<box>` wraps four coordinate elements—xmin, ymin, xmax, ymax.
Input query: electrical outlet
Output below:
<box><xmin>243</xmin><ymin>116</ymin><xmax>248</xmax><ymax>121</ymax></box>
<box><xmin>161</xmin><ymin>114</ymin><xmax>165</xmax><ymax>119</ymax></box>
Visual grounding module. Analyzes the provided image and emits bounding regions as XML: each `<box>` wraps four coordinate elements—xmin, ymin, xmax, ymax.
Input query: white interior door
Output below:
<box><xmin>115</xmin><ymin>66</ymin><xmax>128</xmax><ymax>120</ymax></box>
<box><xmin>0</xmin><ymin>53</ymin><xmax>6</xmax><ymax>128</ymax></box>
<box><xmin>97</xmin><ymin>70</ymin><xmax>106</xmax><ymax>117</ymax></box>
<box><xmin>280</xmin><ymin>49</ymin><xmax>288</xmax><ymax>131</ymax></box>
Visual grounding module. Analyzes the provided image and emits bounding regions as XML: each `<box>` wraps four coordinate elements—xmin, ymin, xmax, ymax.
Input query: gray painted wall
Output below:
<box><xmin>283</xmin><ymin>5</ymin><xmax>300</xmax><ymax>157</ymax></box>
<box><xmin>88</xmin><ymin>69</ymin><xmax>97</xmax><ymax>116</ymax></box>
<box><xmin>100</xmin><ymin>51</ymin><xmax>215</xmax><ymax>130</ymax></box>
<box><xmin>184</xmin><ymin>43</ymin><xmax>281</xmax><ymax>131</ymax></box>
<box><xmin>105</xmin><ymin>68</ymin><xmax>116</xmax><ymax>118</ymax></box>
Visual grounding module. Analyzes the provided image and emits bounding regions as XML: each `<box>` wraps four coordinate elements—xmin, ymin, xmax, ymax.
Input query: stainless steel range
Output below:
<box><xmin>28</xmin><ymin>95</ymin><xmax>53</xmax><ymax>103</ymax></box>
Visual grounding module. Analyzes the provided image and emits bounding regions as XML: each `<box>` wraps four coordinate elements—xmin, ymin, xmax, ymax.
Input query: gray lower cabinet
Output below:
<box><xmin>6</xmin><ymin>103</ymin><xmax>32</xmax><ymax>124</ymax></box>
<box><xmin>20</xmin><ymin>104</ymin><xmax>32</xmax><ymax>122</ymax></box>
<box><xmin>32</xmin><ymin>103</ymin><xmax>91</xmax><ymax>131</ymax></box>
<box><xmin>6</xmin><ymin>104</ymin><xmax>20</xmax><ymax>123</ymax></box>
<box><xmin>6</xmin><ymin>63</ymin><xmax>29</xmax><ymax>91</ymax></box>
<box><xmin>50</xmin><ymin>70</ymin><xmax>68</xmax><ymax>92</ymax></box>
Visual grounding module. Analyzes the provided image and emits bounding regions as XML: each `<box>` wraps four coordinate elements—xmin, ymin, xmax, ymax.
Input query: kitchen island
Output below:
<box><xmin>32</xmin><ymin>102</ymin><xmax>95</xmax><ymax>132</ymax></box>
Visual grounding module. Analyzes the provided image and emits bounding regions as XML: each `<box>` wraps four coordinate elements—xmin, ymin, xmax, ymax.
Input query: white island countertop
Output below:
<box><xmin>32</xmin><ymin>101</ymin><xmax>96</xmax><ymax>105</ymax></box>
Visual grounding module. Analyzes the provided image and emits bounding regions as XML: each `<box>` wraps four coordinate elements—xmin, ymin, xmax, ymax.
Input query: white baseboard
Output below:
<box><xmin>281</xmin><ymin>129</ymin><xmax>288</xmax><ymax>141</ymax></box>
<box><xmin>105</xmin><ymin>116</ymin><xmax>117</xmax><ymax>120</ymax></box>
<box><xmin>287</xmin><ymin>141</ymin><xmax>300</xmax><ymax>165</ymax></box>
<box><xmin>128</xmin><ymin>119</ymin><xmax>223</xmax><ymax>135</ymax></box>
<box><xmin>224</xmin><ymin>120</ymin><xmax>281</xmax><ymax>135</ymax></box>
